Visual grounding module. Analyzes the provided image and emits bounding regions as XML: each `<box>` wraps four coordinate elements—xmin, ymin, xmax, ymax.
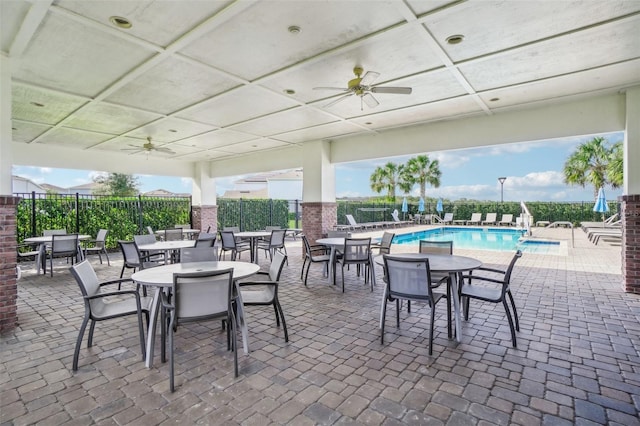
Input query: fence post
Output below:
<box><xmin>269</xmin><ymin>198</ymin><xmax>273</xmax><ymax>227</ymax></box>
<box><xmin>295</xmin><ymin>199</ymin><xmax>300</xmax><ymax>228</ymax></box>
<box><xmin>30</xmin><ymin>191</ymin><xmax>36</xmax><ymax>237</ymax></box>
<box><xmin>138</xmin><ymin>194</ymin><xmax>143</xmax><ymax>234</ymax></box>
<box><xmin>239</xmin><ymin>198</ymin><xmax>244</xmax><ymax>231</ymax></box>
<box><xmin>75</xmin><ymin>193</ymin><xmax>80</xmax><ymax>233</ymax></box>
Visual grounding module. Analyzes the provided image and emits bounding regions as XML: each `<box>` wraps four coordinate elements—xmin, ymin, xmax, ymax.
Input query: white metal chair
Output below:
<box><xmin>69</xmin><ymin>260</ymin><xmax>152</xmax><ymax>371</ymax></box>
<box><xmin>301</xmin><ymin>235</ymin><xmax>330</xmax><ymax>286</ymax></box>
<box><xmin>334</xmin><ymin>237</ymin><xmax>374</xmax><ymax>293</ymax></box>
<box><xmin>161</xmin><ymin>268</ymin><xmax>237</xmax><ymax>391</ymax></box>
<box><xmin>46</xmin><ymin>234</ymin><xmax>79</xmax><ymax>277</ymax></box>
<box><xmin>83</xmin><ymin>229</ymin><xmax>110</xmax><ymax>265</ymax></box>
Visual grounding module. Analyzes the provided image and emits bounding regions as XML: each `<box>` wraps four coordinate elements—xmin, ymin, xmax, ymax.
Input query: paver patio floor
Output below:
<box><xmin>2</xmin><ymin>227</ymin><xmax>639</xmax><ymax>425</ymax></box>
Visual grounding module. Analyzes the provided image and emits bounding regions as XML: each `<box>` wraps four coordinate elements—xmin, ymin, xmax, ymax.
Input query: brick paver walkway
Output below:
<box><xmin>2</xmin><ymin>227</ymin><xmax>639</xmax><ymax>425</ymax></box>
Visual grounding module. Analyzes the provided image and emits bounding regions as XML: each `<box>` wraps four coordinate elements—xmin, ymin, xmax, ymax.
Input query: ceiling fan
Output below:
<box><xmin>123</xmin><ymin>136</ymin><xmax>175</xmax><ymax>155</ymax></box>
<box><xmin>313</xmin><ymin>66</ymin><xmax>412</xmax><ymax>109</ymax></box>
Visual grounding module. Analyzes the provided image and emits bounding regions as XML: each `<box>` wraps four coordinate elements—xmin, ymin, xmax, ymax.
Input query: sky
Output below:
<box><xmin>12</xmin><ymin>131</ymin><xmax>624</xmax><ymax>203</ymax></box>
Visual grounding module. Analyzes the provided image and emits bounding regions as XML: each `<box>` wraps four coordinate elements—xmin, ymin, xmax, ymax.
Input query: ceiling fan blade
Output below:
<box><xmin>371</xmin><ymin>86</ymin><xmax>412</xmax><ymax>94</ymax></box>
<box><xmin>360</xmin><ymin>71</ymin><xmax>380</xmax><ymax>86</ymax></box>
<box><xmin>154</xmin><ymin>147</ymin><xmax>175</xmax><ymax>154</ymax></box>
<box><xmin>313</xmin><ymin>86</ymin><xmax>349</xmax><ymax>91</ymax></box>
<box><xmin>362</xmin><ymin>93</ymin><xmax>379</xmax><ymax>108</ymax></box>
<box><xmin>323</xmin><ymin>93</ymin><xmax>353</xmax><ymax>108</ymax></box>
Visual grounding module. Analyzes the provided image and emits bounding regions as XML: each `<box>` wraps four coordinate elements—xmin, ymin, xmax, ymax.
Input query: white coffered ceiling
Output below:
<box><xmin>4</xmin><ymin>0</ymin><xmax>640</xmax><ymax>166</ymax></box>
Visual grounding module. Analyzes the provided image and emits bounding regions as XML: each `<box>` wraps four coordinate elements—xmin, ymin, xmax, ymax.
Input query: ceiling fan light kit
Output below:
<box><xmin>314</xmin><ymin>66</ymin><xmax>412</xmax><ymax>109</ymax></box>
<box><xmin>122</xmin><ymin>136</ymin><xmax>175</xmax><ymax>155</ymax></box>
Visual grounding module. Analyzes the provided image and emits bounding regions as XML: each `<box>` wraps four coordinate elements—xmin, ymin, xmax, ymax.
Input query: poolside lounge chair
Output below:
<box><xmin>580</xmin><ymin>213</ymin><xmax>619</xmax><ymax>231</ymax></box>
<box><xmin>345</xmin><ymin>214</ymin><xmax>366</xmax><ymax>231</ymax></box>
<box><xmin>466</xmin><ymin>213</ymin><xmax>482</xmax><ymax>226</ymax></box>
<box><xmin>391</xmin><ymin>210</ymin><xmax>412</xmax><ymax>227</ymax></box>
<box><xmin>482</xmin><ymin>213</ymin><xmax>497</xmax><ymax>225</ymax></box>
<box><xmin>498</xmin><ymin>214</ymin><xmax>514</xmax><ymax>226</ymax></box>
<box><xmin>442</xmin><ymin>212</ymin><xmax>454</xmax><ymax>225</ymax></box>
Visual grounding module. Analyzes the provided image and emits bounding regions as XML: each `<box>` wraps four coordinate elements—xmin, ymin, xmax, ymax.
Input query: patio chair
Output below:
<box><xmin>219</xmin><ymin>231</ymin><xmax>250</xmax><ymax>261</ymax></box>
<box><xmin>164</xmin><ymin>228</ymin><xmax>183</xmax><ymax>241</ymax></box>
<box><xmin>17</xmin><ymin>242</ymin><xmax>44</xmax><ymax>274</ymax></box>
<box><xmin>162</xmin><ymin>268</ymin><xmax>238</xmax><ymax>391</ymax></box>
<box><xmin>442</xmin><ymin>213</ymin><xmax>454</xmax><ymax>225</ymax></box>
<box><xmin>498</xmin><ymin>214</ymin><xmax>514</xmax><ymax>226</ymax></box>
<box><xmin>46</xmin><ymin>234</ymin><xmax>80</xmax><ymax>277</ymax></box>
<box><xmin>174</xmin><ymin>224</ymin><xmax>190</xmax><ymax>230</ymax></box>
<box><xmin>257</xmin><ymin>229</ymin><xmax>288</xmax><ymax>263</ymax></box>
<box><xmin>391</xmin><ymin>209</ymin><xmax>412</xmax><ymax>226</ymax></box>
<box><xmin>43</xmin><ymin>229</ymin><xmax>67</xmax><ymax>236</ymax></box>
<box><xmin>418</xmin><ymin>240</ymin><xmax>453</xmax><ymax>337</ymax></box>
<box><xmin>371</xmin><ymin>232</ymin><xmax>395</xmax><ymax>255</ymax></box>
<box><xmin>194</xmin><ymin>232</ymin><xmax>216</xmax><ymax>248</ymax></box>
<box><xmin>381</xmin><ymin>255</ymin><xmax>450</xmax><ymax>355</ymax></box>
<box><xmin>133</xmin><ymin>233</ymin><xmax>165</xmax><ymax>264</ymax></box>
<box><xmin>179</xmin><ymin>246</ymin><xmax>218</xmax><ymax>263</ymax></box>
<box><xmin>482</xmin><ymin>213</ymin><xmax>497</xmax><ymax>225</ymax></box>
<box><xmin>83</xmin><ymin>229</ymin><xmax>110</xmax><ymax>265</ymax></box>
<box><xmin>466</xmin><ymin>213</ymin><xmax>482</xmax><ymax>226</ymax></box>
<box><xmin>301</xmin><ymin>235</ymin><xmax>330</xmax><ymax>286</ymax></box>
<box><xmin>334</xmin><ymin>237</ymin><xmax>374</xmax><ymax>293</ymax></box>
<box><xmin>238</xmin><ymin>251</ymin><xmax>288</xmax><ymax>342</ymax></box>
<box><xmin>459</xmin><ymin>250</ymin><xmax>522</xmax><ymax>348</ymax></box>
<box><xmin>69</xmin><ymin>260</ymin><xmax>152</xmax><ymax>371</ymax></box>
<box><xmin>146</xmin><ymin>226</ymin><xmax>155</xmax><ymax>235</ymax></box>
<box><xmin>118</xmin><ymin>240</ymin><xmax>164</xmax><ymax>279</ymax></box>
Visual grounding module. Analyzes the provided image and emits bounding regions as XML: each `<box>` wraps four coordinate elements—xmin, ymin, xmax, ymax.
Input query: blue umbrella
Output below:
<box><xmin>418</xmin><ymin>197</ymin><xmax>425</xmax><ymax>213</ymax></box>
<box><xmin>436</xmin><ymin>198</ymin><xmax>443</xmax><ymax>213</ymax></box>
<box><xmin>401</xmin><ymin>197</ymin><xmax>408</xmax><ymax>220</ymax></box>
<box><xmin>593</xmin><ymin>187</ymin><xmax>609</xmax><ymax>226</ymax></box>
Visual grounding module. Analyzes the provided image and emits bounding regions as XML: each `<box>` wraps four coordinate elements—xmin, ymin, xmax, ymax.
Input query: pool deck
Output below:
<box><xmin>2</xmin><ymin>226</ymin><xmax>639</xmax><ymax>425</ymax></box>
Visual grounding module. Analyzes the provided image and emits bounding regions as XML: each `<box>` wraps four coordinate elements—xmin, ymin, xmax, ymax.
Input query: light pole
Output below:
<box><xmin>498</xmin><ymin>177</ymin><xmax>507</xmax><ymax>203</ymax></box>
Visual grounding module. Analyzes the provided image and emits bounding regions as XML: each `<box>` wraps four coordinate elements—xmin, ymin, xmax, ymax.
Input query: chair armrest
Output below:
<box><xmin>238</xmin><ymin>280</ymin><xmax>277</xmax><ymax>288</ymax></box>
<box><xmin>476</xmin><ymin>266</ymin><xmax>506</xmax><ymax>274</ymax></box>
<box><xmin>99</xmin><ymin>278</ymin><xmax>134</xmax><ymax>287</ymax></box>
<box><xmin>460</xmin><ymin>274</ymin><xmax>503</xmax><ymax>285</ymax></box>
<box><xmin>85</xmin><ymin>289</ymin><xmax>141</xmax><ymax>300</ymax></box>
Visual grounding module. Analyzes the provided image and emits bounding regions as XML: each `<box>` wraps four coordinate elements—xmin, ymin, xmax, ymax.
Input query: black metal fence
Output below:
<box><xmin>14</xmin><ymin>192</ymin><xmax>617</xmax><ymax>249</ymax></box>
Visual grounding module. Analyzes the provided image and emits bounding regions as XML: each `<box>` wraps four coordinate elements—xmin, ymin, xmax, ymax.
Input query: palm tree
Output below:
<box><xmin>370</xmin><ymin>162</ymin><xmax>404</xmax><ymax>200</ymax></box>
<box><xmin>401</xmin><ymin>155</ymin><xmax>442</xmax><ymax>199</ymax></box>
<box><xmin>563</xmin><ymin>136</ymin><xmax>622</xmax><ymax>196</ymax></box>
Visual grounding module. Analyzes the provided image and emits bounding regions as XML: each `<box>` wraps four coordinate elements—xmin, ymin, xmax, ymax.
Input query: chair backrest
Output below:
<box><xmin>443</xmin><ymin>213</ymin><xmax>454</xmax><ymax>222</ymax></box>
<box><xmin>174</xmin><ymin>224</ymin><xmax>190</xmax><ymax>229</ymax></box>
<box><xmin>118</xmin><ymin>240</ymin><xmax>142</xmax><ymax>266</ymax></box>
<box><xmin>146</xmin><ymin>226</ymin><xmax>154</xmax><ymax>235</ymax></box>
<box><xmin>419</xmin><ymin>240</ymin><xmax>453</xmax><ymax>255</ymax></box>
<box><xmin>265</xmin><ymin>226</ymin><xmax>281</xmax><ymax>232</ymax></box>
<box><xmin>383</xmin><ymin>255</ymin><xmax>434</xmax><ymax>301</ymax></box>
<box><xmin>223</xmin><ymin>226</ymin><xmax>240</xmax><ymax>233</ymax></box>
<box><xmin>346</xmin><ymin>214</ymin><xmax>358</xmax><ymax>226</ymax></box>
<box><xmin>501</xmin><ymin>214</ymin><xmax>513</xmax><ymax>222</ymax></box>
<box><xmin>503</xmin><ymin>250</ymin><xmax>523</xmax><ymax>290</ymax></box>
<box><xmin>164</xmin><ymin>228</ymin><xmax>183</xmax><ymax>241</ymax></box>
<box><xmin>94</xmin><ymin>229</ymin><xmax>108</xmax><ymax>247</ymax></box>
<box><xmin>44</xmin><ymin>229</ymin><xmax>67</xmax><ymax>236</ymax></box>
<box><xmin>485</xmin><ymin>213</ymin><xmax>497</xmax><ymax>222</ymax></box>
<box><xmin>377</xmin><ymin>232</ymin><xmax>395</xmax><ymax>254</ymax></box>
<box><xmin>220</xmin><ymin>231</ymin><xmax>237</xmax><ymax>249</ymax></box>
<box><xmin>180</xmin><ymin>247</ymin><xmax>218</xmax><ymax>263</ymax></box>
<box><xmin>327</xmin><ymin>230</ymin><xmax>350</xmax><ymax>238</ymax></box>
<box><xmin>301</xmin><ymin>235</ymin><xmax>313</xmax><ymax>257</ymax></box>
<box><xmin>52</xmin><ymin>234</ymin><xmax>78</xmax><ymax>255</ymax></box>
<box><xmin>195</xmin><ymin>232</ymin><xmax>216</xmax><ymax>247</ymax></box>
<box><xmin>268</xmin><ymin>251</ymin><xmax>287</xmax><ymax>281</ymax></box>
<box><xmin>173</xmin><ymin>269</ymin><xmax>234</xmax><ymax>322</ymax></box>
<box><xmin>134</xmin><ymin>233</ymin><xmax>156</xmax><ymax>246</ymax></box>
<box><xmin>269</xmin><ymin>229</ymin><xmax>286</xmax><ymax>248</ymax></box>
<box><xmin>70</xmin><ymin>260</ymin><xmax>104</xmax><ymax>312</ymax></box>
<box><xmin>470</xmin><ymin>213</ymin><xmax>482</xmax><ymax>222</ymax></box>
<box><xmin>342</xmin><ymin>238</ymin><xmax>371</xmax><ymax>262</ymax></box>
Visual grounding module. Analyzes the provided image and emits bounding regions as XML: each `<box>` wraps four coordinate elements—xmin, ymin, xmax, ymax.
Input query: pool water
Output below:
<box><xmin>392</xmin><ymin>227</ymin><xmax>561</xmax><ymax>254</ymax></box>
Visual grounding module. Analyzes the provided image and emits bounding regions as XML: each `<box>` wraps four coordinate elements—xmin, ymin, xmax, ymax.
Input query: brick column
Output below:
<box><xmin>192</xmin><ymin>205</ymin><xmax>218</xmax><ymax>234</ymax></box>
<box><xmin>0</xmin><ymin>196</ymin><xmax>20</xmax><ymax>333</ymax></box>
<box><xmin>621</xmin><ymin>194</ymin><xmax>640</xmax><ymax>293</ymax></box>
<box><xmin>302</xmin><ymin>202</ymin><xmax>337</xmax><ymax>245</ymax></box>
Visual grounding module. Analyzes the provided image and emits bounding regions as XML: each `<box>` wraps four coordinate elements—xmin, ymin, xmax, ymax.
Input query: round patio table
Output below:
<box><xmin>132</xmin><ymin>261</ymin><xmax>260</xmax><ymax>368</ymax></box>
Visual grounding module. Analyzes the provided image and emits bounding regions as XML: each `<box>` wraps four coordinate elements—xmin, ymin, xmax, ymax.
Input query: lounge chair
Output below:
<box><xmin>345</xmin><ymin>214</ymin><xmax>366</xmax><ymax>231</ymax></box>
<box><xmin>391</xmin><ymin>210</ymin><xmax>412</xmax><ymax>227</ymax></box>
<box><xmin>442</xmin><ymin>212</ymin><xmax>454</xmax><ymax>225</ymax></box>
<box><xmin>498</xmin><ymin>214</ymin><xmax>514</xmax><ymax>226</ymax></box>
<box><xmin>466</xmin><ymin>213</ymin><xmax>482</xmax><ymax>226</ymax></box>
<box><xmin>482</xmin><ymin>213</ymin><xmax>497</xmax><ymax>225</ymax></box>
<box><xmin>580</xmin><ymin>213</ymin><xmax>619</xmax><ymax>231</ymax></box>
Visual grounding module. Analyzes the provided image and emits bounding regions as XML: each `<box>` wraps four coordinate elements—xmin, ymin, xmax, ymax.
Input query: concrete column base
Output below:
<box><xmin>0</xmin><ymin>196</ymin><xmax>20</xmax><ymax>333</ymax></box>
<box><xmin>302</xmin><ymin>202</ymin><xmax>337</xmax><ymax>245</ymax></box>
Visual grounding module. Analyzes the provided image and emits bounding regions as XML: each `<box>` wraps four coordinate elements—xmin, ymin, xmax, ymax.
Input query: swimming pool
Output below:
<box><xmin>392</xmin><ymin>227</ymin><xmax>561</xmax><ymax>254</ymax></box>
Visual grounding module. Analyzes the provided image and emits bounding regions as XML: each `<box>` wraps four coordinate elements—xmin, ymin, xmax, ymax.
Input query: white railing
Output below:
<box><xmin>519</xmin><ymin>201</ymin><xmax>533</xmax><ymax>236</ymax></box>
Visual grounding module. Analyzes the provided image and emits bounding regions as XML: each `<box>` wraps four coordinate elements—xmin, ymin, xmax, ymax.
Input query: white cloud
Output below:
<box><xmin>505</xmin><ymin>171</ymin><xmax>565</xmax><ymax>189</ymax></box>
<box><xmin>180</xmin><ymin>177</ymin><xmax>191</xmax><ymax>187</ymax></box>
<box><xmin>39</xmin><ymin>167</ymin><xmax>52</xmax><ymax>174</ymax></box>
<box><xmin>88</xmin><ymin>171</ymin><xmax>107</xmax><ymax>181</ymax></box>
<box><xmin>432</xmin><ymin>151</ymin><xmax>471</xmax><ymax>169</ymax></box>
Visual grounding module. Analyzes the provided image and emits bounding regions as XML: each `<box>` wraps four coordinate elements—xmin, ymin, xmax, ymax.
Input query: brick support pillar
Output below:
<box><xmin>302</xmin><ymin>202</ymin><xmax>337</xmax><ymax>245</ymax></box>
<box><xmin>621</xmin><ymin>194</ymin><xmax>640</xmax><ymax>293</ymax></box>
<box><xmin>192</xmin><ymin>205</ymin><xmax>218</xmax><ymax>234</ymax></box>
<box><xmin>0</xmin><ymin>196</ymin><xmax>20</xmax><ymax>333</ymax></box>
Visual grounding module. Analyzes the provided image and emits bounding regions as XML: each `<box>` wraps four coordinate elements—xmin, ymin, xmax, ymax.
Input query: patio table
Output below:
<box><xmin>132</xmin><ymin>260</ymin><xmax>260</xmax><ymax>368</ymax></box>
<box><xmin>24</xmin><ymin>234</ymin><xmax>91</xmax><ymax>274</ymax></box>
<box><xmin>137</xmin><ymin>240</ymin><xmax>195</xmax><ymax>263</ymax></box>
<box><xmin>375</xmin><ymin>253</ymin><xmax>482</xmax><ymax>342</ymax></box>
<box><xmin>234</xmin><ymin>231</ymin><xmax>271</xmax><ymax>264</ymax></box>
<box><xmin>155</xmin><ymin>228</ymin><xmax>200</xmax><ymax>240</ymax></box>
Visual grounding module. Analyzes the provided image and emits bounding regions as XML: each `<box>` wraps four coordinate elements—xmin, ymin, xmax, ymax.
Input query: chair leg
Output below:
<box><xmin>87</xmin><ymin>320</ymin><xmax>97</xmax><ymax>347</ymax></box>
<box><xmin>275</xmin><ymin>299</ymin><xmax>288</xmax><ymax>342</ymax></box>
<box><xmin>303</xmin><ymin>261</ymin><xmax>311</xmax><ymax>286</ymax></box>
<box><xmin>300</xmin><ymin>258</ymin><xmax>307</xmax><ymax>280</ymax></box>
<box><xmin>446</xmin><ymin>282</ymin><xmax>452</xmax><ymax>338</ymax></box>
<box><xmin>73</xmin><ymin>312</ymin><xmax>90</xmax><ymax>371</ymax></box>
<box><xmin>503</xmin><ymin>299</ymin><xmax>517</xmax><ymax>348</ymax></box>
<box><xmin>396</xmin><ymin>299</ymin><xmax>401</xmax><ymax>327</ymax></box>
<box><xmin>381</xmin><ymin>299</ymin><xmax>387</xmax><ymax>344</ymax></box>
<box><xmin>168</xmin><ymin>312</ymin><xmax>175</xmax><ymax>392</ymax></box>
<box><xmin>507</xmin><ymin>290</ymin><xmax>520</xmax><ymax>331</ymax></box>
<box><xmin>228</xmin><ymin>311</ymin><xmax>238</xmax><ymax>378</ymax></box>
<box><xmin>137</xmin><ymin>309</ymin><xmax>146</xmax><ymax>361</ymax></box>
<box><xmin>273</xmin><ymin>304</ymin><xmax>280</xmax><ymax>327</ymax></box>
<box><xmin>429</xmin><ymin>305</ymin><xmax>436</xmax><ymax>356</ymax></box>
